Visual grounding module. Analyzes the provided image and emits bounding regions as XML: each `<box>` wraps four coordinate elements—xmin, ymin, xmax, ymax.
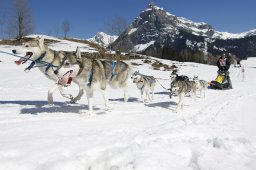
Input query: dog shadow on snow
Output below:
<box><xmin>0</xmin><ymin>100</ymin><xmax>101</xmax><ymax>115</ymax></box>
<box><xmin>109</xmin><ymin>97</ymin><xmax>140</xmax><ymax>102</ymax></box>
<box><xmin>145</xmin><ymin>101</ymin><xmax>177</xmax><ymax>109</ymax></box>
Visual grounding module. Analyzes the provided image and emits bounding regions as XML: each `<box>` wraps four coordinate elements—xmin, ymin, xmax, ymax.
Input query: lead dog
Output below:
<box><xmin>131</xmin><ymin>71</ymin><xmax>156</xmax><ymax>102</ymax></box>
<box><xmin>56</xmin><ymin>47</ymin><xmax>131</xmax><ymax>114</ymax></box>
<box><xmin>12</xmin><ymin>37</ymin><xmax>79</xmax><ymax>104</ymax></box>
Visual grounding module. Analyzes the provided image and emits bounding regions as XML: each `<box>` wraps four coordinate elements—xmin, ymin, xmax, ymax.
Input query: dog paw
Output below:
<box><xmin>70</xmin><ymin>99</ymin><xmax>77</xmax><ymax>104</ymax></box>
<box><xmin>46</xmin><ymin>103</ymin><xmax>54</xmax><ymax>107</ymax></box>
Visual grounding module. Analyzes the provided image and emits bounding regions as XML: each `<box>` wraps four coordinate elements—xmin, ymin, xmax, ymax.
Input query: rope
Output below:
<box><xmin>155</xmin><ymin>79</ymin><xmax>170</xmax><ymax>91</ymax></box>
<box><xmin>0</xmin><ymin>50</ymin><xmax>58</xmax><ymax>68</ymax></box>
<box><xmin>0</xmin><ymin>50</ymin><xmax>76</xmax><ymax>87</ymax></box>
<box><xmin>154</xmin><ymin>77</ymin><xmax>171</xmax><ymax>81</ymax></box>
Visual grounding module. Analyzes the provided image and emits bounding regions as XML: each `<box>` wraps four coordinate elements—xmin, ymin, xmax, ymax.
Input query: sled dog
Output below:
<box><xmin>56</xmin><ymin>47</ymin><xmax>131</xmax><ymax>113</ymax></box>
<box><xmin>170</xmin><ymin>78</ymin><xmax>196</xmax><ymax>112</ymax></box>
<box><xmin>131</xmin><ymin>71</ymin><xmax>156</xmax><ymax>102</ymax></box>
<box><xmin>170</xmin><ymin>72</ymin><xmax>189</xmax><ymax>83</ymax></box>
<box><xmin>192</xmin><ymin>76</ymin><xmax>208</xmax><ymax>98</ymax></box>
<box><xmin>12</xmin><ymin>37</ymin><xmax>79</xmax><ymax>104</ymax></box>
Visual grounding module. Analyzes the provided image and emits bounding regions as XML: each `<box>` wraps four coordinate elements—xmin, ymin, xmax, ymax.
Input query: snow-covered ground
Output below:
<box><xmin>0</xmin><ymin>40</ymin><xmax>256</xmax><ymax>170</ymax></box>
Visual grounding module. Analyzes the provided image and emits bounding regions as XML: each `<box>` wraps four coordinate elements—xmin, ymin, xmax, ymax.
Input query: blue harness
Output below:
<box><xmin>24</xmin><ymin>52</ymin><xmax>58</xmax><ymax>73</ymax></box>
<box><xmin>87</xmin><ymin>69</ymin><xmax>93</xmax><ymax>87</ymax></box>
<box><xmin>25</xmin><ymin>52</ymin><xmax>47</xmax><ymax>72</ymax></box>
<box><xmin>111</xmin><ymin>61</ymin><xmax>117</xmax><ymax>79</ymax></box>
<box><xmin>87</xmin><ymin>61</ymin><xmax>116</xmax><ymax>87</ymax></box>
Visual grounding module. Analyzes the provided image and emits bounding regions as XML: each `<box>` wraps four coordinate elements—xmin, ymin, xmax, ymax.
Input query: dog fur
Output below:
<box><xmin>170</xmin><ymin>75</ymin><xmax>196</xmax><ymax>112</ymax></box>
<box><xmin>57</xmin><ymin>47</ymin><xmax>131</xmax><ymax>114</ymax></box>
<box><xmin>192</xmin><ymin>76</ymin><xmax>208</xmax><ymax>98</ymax></box>
<box><xmin>12</xmin><ymin>37</ymin><xmax>78</xmax><ymax>104</ymax></box>
<box><xmin>131</xmin><ymin>71</ymin><xmax>156</xmax><ymax>102</ymax></box>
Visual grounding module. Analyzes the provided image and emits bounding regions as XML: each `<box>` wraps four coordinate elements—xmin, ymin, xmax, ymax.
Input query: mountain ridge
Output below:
<box><xmin>110</xmin><ymin>3</ymin><xmax>256</xmax><ymax>62</ymax></box>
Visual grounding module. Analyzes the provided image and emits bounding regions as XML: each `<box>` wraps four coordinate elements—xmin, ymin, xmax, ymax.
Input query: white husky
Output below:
<box><xmin>192</xmin><ymin>76</ymin><xmax>208</xmax><ymax>98</ymax></box>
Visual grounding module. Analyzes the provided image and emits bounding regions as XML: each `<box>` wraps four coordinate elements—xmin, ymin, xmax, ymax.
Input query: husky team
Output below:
<box><xmin>12</xmin><ymin>37</ymin><xmax>232</xmax><ymax>113</ymax></box>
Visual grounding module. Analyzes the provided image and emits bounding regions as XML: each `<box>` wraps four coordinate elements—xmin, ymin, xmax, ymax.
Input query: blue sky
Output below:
<box><xmin>1</xmin><ymin>0</ymin><xmax>256</xmax><ymax>39</ymax></box>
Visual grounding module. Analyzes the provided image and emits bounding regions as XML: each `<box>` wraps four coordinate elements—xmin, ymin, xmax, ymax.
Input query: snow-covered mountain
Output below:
<box><xmin>111</xmin><ymin>3</ymin><xmax>256</xmax><ymax>61</ymax></box>
<box><xmin>87</xmin><ymin>32</ymin><xmax>118</xmax><ymax>48</ymax></box>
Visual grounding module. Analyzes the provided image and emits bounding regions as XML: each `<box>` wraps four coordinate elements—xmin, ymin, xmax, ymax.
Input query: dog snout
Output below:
<box><xmin>12</xmin><ymin>50</ymin><xmax>16</xmax><ymax>54</ymax></box>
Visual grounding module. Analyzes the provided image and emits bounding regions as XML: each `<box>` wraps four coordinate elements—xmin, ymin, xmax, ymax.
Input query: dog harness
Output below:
<box><xmin>111</xmin><ymin>61</ymin><xmax>117</xmax><ymax>79</ymax></box>
<box><xmin>87</xmin><ymin>61</ymin><xmax>116</xmax><ymax>87</ymax></box>
<box><xmin>24</xmin><ymin>52</ymin><xmax>59</xmax><ymax>75</ymax></box>
<box><xmin>87</xmin><ymin>69</ymin><xmax>93</xmax><ymax>87</ymax></box>
<box><xmin>25</xmin><ymin>52</ymin><xmax>47</xmax><ymax>72</ymax></box>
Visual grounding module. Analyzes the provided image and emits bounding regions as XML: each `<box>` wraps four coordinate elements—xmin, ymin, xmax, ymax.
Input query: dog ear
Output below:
<box><xmin>38</xmin><ymin>37</ymin><xmax>44</xmax><ymax>49</ymax></box>
<box><xmin>75</xmin><ymin>46</ymin><xmax>81</xmax><ymax>60</ymax></box>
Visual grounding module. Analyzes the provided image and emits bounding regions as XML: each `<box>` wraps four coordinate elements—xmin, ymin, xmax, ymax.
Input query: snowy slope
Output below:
<box><xmin>0</xmin><ymin>41</ymin><xmax>256</xmax><ymax>170</ymax></box>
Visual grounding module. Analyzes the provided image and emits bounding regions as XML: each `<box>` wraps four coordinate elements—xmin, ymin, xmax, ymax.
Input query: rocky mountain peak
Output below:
<box><xmin>110</xmin><ymin>3</ymin><xmax>256</xmax><ymax>61</ymax></box>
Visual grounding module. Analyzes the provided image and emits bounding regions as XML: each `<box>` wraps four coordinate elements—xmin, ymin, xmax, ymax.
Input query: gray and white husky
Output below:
<box><xmin>57</xmin><ymin>47</ymin><xmax>131</xmax><ymax>114</ymax></box>
<box><xmin>12</xmin><ymin>37</ymin><xmax>78</xmax><ymax>104</ymax></box>
<box><xmin>192</xmin><ymin>76</ymin><xmax>208</xmax><ymax>98</ymax></box>
<box><xmin>131</xmin><ymin>71</ymin><xmax>156</xmax><ymax>102</ymax></box>
<box><xmin>170</xmin><ymin>77</ymin><xmax>196</xmax><ymax>112</ymax></box>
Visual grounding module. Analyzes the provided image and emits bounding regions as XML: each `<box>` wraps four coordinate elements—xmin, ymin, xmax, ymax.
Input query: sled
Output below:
<box><xmin>209</xmin><ymin>71</ymin><xmax>232</xmax><ymax>90</ymax></box>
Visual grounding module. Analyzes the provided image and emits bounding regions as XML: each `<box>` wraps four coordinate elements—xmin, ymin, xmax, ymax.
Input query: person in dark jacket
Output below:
<box><xmin>216</xmin><ymin>53</ymin><xmax>232</xmax><ymax>88</ymax></box>
<box><xmin>217</xmin><ymin>53</ymin><xmax>231</xmax><ymax>72</ymax></box>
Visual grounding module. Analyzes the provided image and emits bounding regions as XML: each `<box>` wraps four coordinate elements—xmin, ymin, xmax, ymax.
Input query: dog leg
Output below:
<box><xmin>101</xmin><ymin>90</ymin><xmax>113</xmax><ymax>109</ymax></box>
<box><xmin>191</xmin><ymin>90</ymin><xmax>196</xmax><ymax>102</ymax></box>
<box><xmin>85</xmin><ymin>89</ymin><xmax>94</xmax><ymax>115</ymax></box>
<box><xmin>176</xmin><ymin>93</ymin><xmax>184</xmax><ymax>111</ymax></box>
<box><xmin>123</xmin><ymin>85</ymin><xmax>128</xmax><ymax>102</ymax></box>
<box><xmin>151</xmin><ymin>90</ymin><xmax>154</xmax><ymax>101</ymax></box>
<box><xmin>199</xmin><ymin>89</ymin><xmax>202</xmax><ymax>98</ymax></box>
<box><xmin>146</xmin><ymin>90</ymin><xmax>152</xmax><ymax>102</ymax></box>
<box><xmin>48</xmin><ymin>84</ymin><xmax>58</xmax><ymax>105</ymax></box>
<box><xmin>71</xmin><ymin>86</ymin><xmax>84</xmax><ymax>103</ymax></box>
<box><xmin>140</xmin><ymin>91</ymin><xmax>144</xmax><ymax>102</ymax></box>
<box><xmin>141</xmin><ymin>91</ymin><xmax>147</xmax><ymax>103</ymax></box>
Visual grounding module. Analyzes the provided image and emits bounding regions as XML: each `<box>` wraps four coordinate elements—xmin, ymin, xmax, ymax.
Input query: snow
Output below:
<box><xmin>133</xmin><ymin>41</ymin><xmax>155</xmax><ymax>52</ymax></box>
<box><xmin>128</xmin><ymin>28</ymin><xmax>137</xmax><ymax>35</ymax></box>
<box><xmin>1</xmin><ymin>38</ymin><xmax>256</xmax><ymax>170</ymax></box>
<box><xmin>87</xmin><ymin>32</ymin><xmax>118</xmax><ymax>48</ymax></box>
<box><xmin>212</xmin><ymin>29</ymin><xmax>256</xmax><ymax>40</ymax></box>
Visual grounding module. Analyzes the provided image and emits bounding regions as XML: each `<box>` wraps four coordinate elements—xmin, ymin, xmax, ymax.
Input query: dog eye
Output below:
<box><xmin>65</xmin><ymin>63</ymin><xmax>70</xmax><ymax>66</ymax></box>
<box><xmin>25</xmin><ymin>45</ymin><xmax>29</xmax><ymax>47</ymax></box>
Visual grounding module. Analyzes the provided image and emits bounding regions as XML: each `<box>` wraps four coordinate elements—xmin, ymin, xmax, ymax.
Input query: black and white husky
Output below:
<box><xmin>170</xmin><ymin>75</ymin><xmax>196</xmax><ymax>112</ymax></box>
<box><xmin>131</xmin><ymin>71</ymin><xmax>156</xmax><ymax>102</ymax></box>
